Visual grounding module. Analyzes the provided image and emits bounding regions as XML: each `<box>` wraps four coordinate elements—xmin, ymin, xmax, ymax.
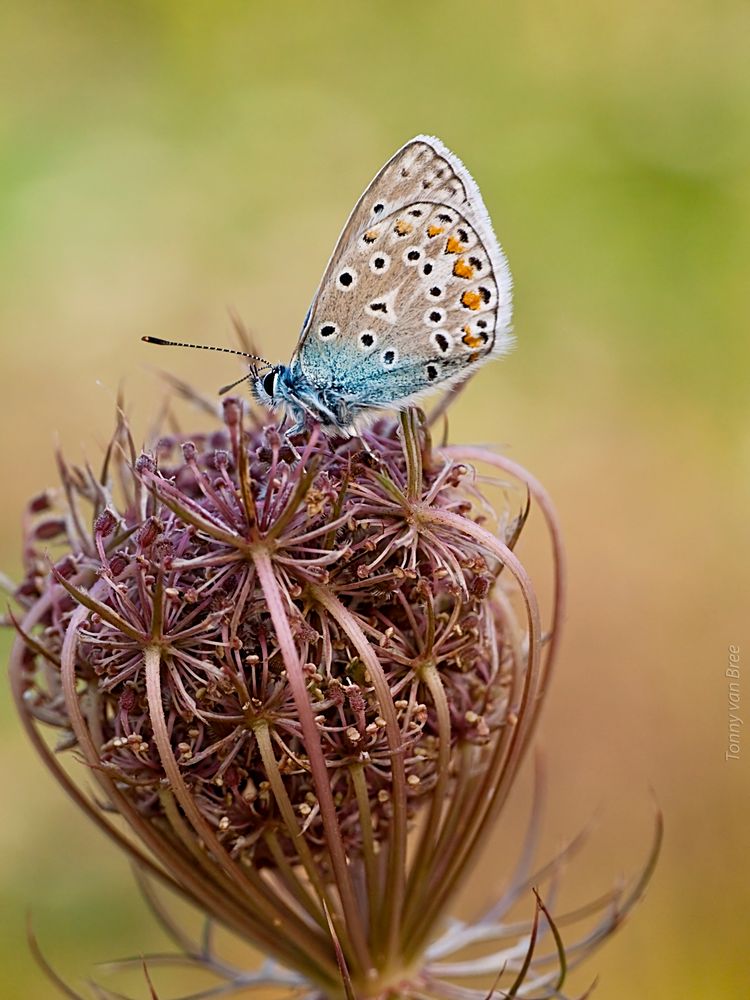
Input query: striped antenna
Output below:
<box><xmin>218</xmin><ymin>372</ymin><xmax>255</xmax><ymax>395</ymax></box>
<box><xmin>141</xmin><ymin>336</ymin><xmax>270</xmax><ymax>366</ymax></box>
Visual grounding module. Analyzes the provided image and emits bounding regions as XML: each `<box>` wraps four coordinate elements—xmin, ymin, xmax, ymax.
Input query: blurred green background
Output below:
<box><xmin>1</xmin><ymin>1</ymin><xmax>748</xmax><ymax>997</ymax></box>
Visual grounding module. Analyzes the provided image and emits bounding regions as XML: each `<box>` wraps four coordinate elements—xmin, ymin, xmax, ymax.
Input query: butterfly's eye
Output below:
<box><xmin>262</xmin><ymin>370</ymin><xmax>278</xmax><ymax>398</ymax></box>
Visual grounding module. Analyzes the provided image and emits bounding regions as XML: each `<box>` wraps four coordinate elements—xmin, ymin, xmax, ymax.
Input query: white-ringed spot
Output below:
<box><xmin>369</xmin><ymin>252</ymin><xmax>391</xmax><ymax>273</ymax></box>
<box><xmin>460</xmin><ymin>324</ymin><xmax>485</xmax><ymax>350</ymax></box>
<box><xmin>424</xmin><ymin>308</ymin><xmax>445</xmax><ymax>326</ymax></box>
<box><xmin>431</xmin><ymin>330</ymin><xmax>452</xmax><ymax>354</ymax></box>
<box><xmin>338</xmin><ymin>269</ymin><xmax>357</xmax><ymax>289</ymax></box>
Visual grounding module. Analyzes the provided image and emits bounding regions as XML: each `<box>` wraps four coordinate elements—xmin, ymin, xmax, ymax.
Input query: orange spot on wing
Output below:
<box><xmin>462</xmin><ymin>325</ymin><xmax>484</xmax><ymax>349</ymax></box>
<box><xmin>427</xmin><ymin>224</ymin><xmax>444</xmax><ymax>238</ymax></box>
<box><xmin>394</xmin><ymin>219</ymin><xmax>413</xmax><ymax>236</ymax></box>
<box><xmin>453</xmin><ymin>257</ymin><xmax>474</xmax><ymax>279</ymax></box>
<box><xmin>363</xmin><ymin>229</ymin><xmax>379</xmax><ymax>243</ymax></box>
<box><xmin>461</xmin><ymin>290</ymin><xmax>482</xmax><ymax>311</ymax></box>
<box><xmin>445</xmin><ymin>235</ymin><xmax>465</xmax><ymax>254</ymax></box>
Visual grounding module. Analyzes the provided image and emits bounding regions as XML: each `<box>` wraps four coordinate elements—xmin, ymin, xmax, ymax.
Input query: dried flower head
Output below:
<box><xmin>6</xmin><ymin>394</ymin><xmax>658</xmax><ymax>999</ymax></box>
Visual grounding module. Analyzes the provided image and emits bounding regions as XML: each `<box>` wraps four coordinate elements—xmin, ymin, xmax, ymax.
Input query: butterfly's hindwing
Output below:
<box><xmin>289</xmin><ymin>136</ymin><xmax>513</xmax><ymax>422</ymax></box>
<box><xmin>296</xmin><ymin>200</ymin><xmax>506</xmax><ymax>403</ymax></box>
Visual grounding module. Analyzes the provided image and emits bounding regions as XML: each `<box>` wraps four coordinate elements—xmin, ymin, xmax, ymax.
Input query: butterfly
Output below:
<box><xmin>144</xmin><ymin>135</ymin><xmax>513</xmax><ymax>436</ymax></box>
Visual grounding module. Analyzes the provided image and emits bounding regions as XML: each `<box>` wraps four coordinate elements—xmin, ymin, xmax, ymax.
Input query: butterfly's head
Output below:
<box><xmin>252</xmin><ymin>364</ymin><xmax>281</xmax><ymax>408</ymax></box>
<box><xmin>251</xmin><ymin>363</ymin><xmax>320</xmax><ymax>435</ymax></box>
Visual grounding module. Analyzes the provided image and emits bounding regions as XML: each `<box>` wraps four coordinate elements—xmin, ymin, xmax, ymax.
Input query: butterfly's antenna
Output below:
<box><xmin>218</xmin><ymin>372</ymin><xmax>255</xmax><ymax>395</ymax></box>
<box><xmin>141</xmin><ymin>336</ymin><xmax>270</xmax><ymax>366</ymax></box>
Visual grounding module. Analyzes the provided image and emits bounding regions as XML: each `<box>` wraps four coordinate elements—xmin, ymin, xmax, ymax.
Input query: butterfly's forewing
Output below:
<box><xmin>293</xmin><ymin>136</ymin><xmax>512</xmax><ymax>410</ymax></box>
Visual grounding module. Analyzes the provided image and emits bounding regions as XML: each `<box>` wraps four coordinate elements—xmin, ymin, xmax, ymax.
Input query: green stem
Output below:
<box><xmin>399</xmin><ymin>408</ymin><xmax>423</xmax><ymax>502</ymax></box>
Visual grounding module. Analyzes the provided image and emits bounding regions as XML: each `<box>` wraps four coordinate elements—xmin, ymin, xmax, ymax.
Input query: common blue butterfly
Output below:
<box><xmin>144</xmin><ymin>136</ymin><xmax>513</xmax><ymax>436</ymax></box>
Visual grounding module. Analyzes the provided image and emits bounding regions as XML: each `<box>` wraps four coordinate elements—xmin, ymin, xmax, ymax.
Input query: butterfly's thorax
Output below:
<box><xmin>273</xmin><ymin>361</ymin><xmax>362</xmax><ymax>434</ymax></box>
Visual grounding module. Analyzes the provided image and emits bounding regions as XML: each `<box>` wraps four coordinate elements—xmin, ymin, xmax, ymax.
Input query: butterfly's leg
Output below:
<box><xmin>283</xmin><ymin>423</ymin><xmax>304</xmax><ymax>462</ymax></box>
<box><xmin>285</xmin><ymin>412</ymin><xmax>326</xmax><ymax>461</ymax></box>
<box><xmin>357</xmin><ymin>435</ymin><xmax>375</xmax><ymax>458</ymax></box>
<box><xmin>285</xmin><ymin>419</ymin><xmax>306</xmax><ymax>438</ymax></box>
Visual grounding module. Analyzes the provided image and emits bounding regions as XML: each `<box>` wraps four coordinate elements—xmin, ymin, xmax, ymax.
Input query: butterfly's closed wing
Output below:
<box><xmin>292</xmin><ymin>136</ymin><xmax>513</xmax><ymax>414</ymax></box>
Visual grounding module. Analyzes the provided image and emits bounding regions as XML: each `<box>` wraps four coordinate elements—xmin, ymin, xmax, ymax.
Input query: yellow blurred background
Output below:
<box><xmin>1</xmin><ymin>1</ymin><xmax>748</xmax><ymax>997</ymax></box>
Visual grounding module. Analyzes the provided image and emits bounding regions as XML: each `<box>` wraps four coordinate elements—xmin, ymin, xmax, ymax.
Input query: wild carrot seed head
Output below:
<box><xmin>8</xmin><ymin>398</ymin><xmax>656</xmax><ymax>999</ymax></box>
<box><xmin>13</xmin><ymin>405</ymin><xmax>519</xmax><ymax>872</ymax></box>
